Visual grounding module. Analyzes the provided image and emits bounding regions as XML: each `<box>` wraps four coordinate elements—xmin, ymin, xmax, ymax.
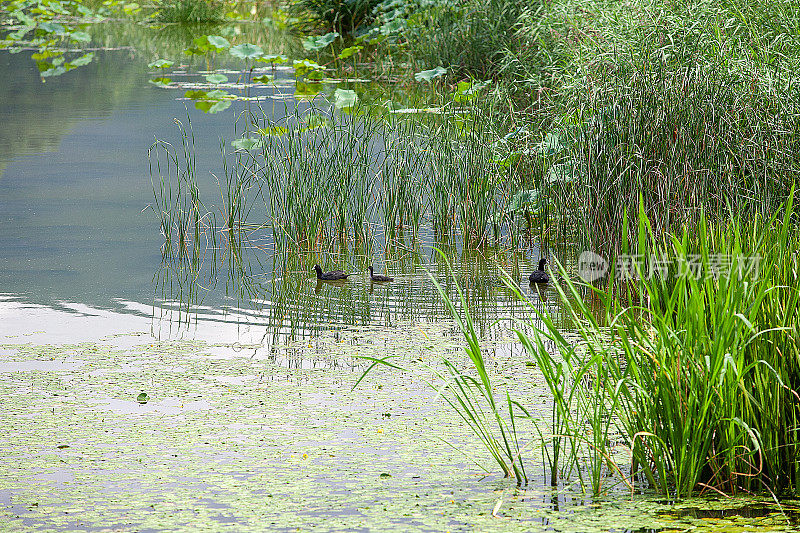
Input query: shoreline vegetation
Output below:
<box><xmin>3</xmin><ymin>0</ymin><xmax>799</xmax><ymax>507</ymax></box>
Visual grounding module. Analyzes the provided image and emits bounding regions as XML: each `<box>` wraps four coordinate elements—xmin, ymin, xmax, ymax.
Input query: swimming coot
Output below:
<box><xmin>369</xmin><ymin>266</ymin><xmax>394</xmax><ymax>282</ymax></box>
<box><xmin>529</xmin><ymin>258</ymin><xmax>549</xmax><ymax>284</ymax></box>
<box><xmin>314</xmin><ymin>264</ymin><xmax>350</xmax><ymax>281</ymax></box>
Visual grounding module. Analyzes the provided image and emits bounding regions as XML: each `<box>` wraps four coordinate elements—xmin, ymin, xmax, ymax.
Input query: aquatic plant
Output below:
<box><xmin>510</xmin><ymin>196</ymin><xmax>800</xmax><ymax>498</ymax></box>
<box><xmin>547</xmin><ymin>64</ymin><xmax>800</xmax><ymax>256</ymax></box>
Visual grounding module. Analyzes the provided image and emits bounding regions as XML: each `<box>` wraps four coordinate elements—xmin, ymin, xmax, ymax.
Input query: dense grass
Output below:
<box><xmin>358</xmin><ymin>0</ymin><xmax>800</xmax><ymax>250</ymax></box>
<box><xmin>513</xmin><ymin>198</ymin><xmax>800</xmax><ymax>498</ymax></box>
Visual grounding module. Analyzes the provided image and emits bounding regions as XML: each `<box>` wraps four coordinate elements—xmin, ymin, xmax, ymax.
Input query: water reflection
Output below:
<box><xmin>151</xmin><ymin>208</ymin><xmax>576</xmax><ymax>368</ymax></box>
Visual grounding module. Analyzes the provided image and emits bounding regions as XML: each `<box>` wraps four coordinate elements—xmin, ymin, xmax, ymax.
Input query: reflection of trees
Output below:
<box><xmin>0</xmin><ymin>50</ymin><xmax>148</xmax><ymax>168</ymax></box>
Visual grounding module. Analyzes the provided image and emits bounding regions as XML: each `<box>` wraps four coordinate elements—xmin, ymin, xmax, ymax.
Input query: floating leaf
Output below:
<box><xmin>205</xmin><ymin>89</ymin><xmax>232</xmax><ymax>99</ymax></box>
<box><xmin>40</xmin><ymin>66</ymin><xmax>66</xmax><ymax>77</ymax></box>
<box><xmin>69</xmin><ymin>31</ymin><xmax>91</xmax><ymax>43</ymax></box>
<box><xmin>230</xmin><ymin>43</ymin><xmax>263</xmax><ymax>60</ymax></box>
<box><xmin>301</xmin><ymin>114</ymin><xmax>331</xmax><ymax>131</ymax></box>
<box><xmin>149</xmin><ymin>77</ymin><xmax>172</xmax><ymax>87</ymax></box>
<box><xmin>333</xmin><ymin>88</ymin><xmax>358</xmax><ymax>109</ymax></box>
<box><xmin>136</xmin><ymin>392</ymin><xmax>149</xmax><ymax>404</ymax></box>
<box><xmin>302</xmin><ymin>31</ymin><xmax>339</xmax><ymax>51</ymax></box>
<box><xmin>509</xmin><ymin>189</ymin><xmax>542</xmax><ymax>214</ymax></box>
<box><xmin>148</xmin><ymin>59</ymin><xmax>174</xmax><ymax>69</ymax></box>
<box><xmin>533</xmin><ymin>132</ymin><xmax>565</xmax><ymax>157</ymax></box>
<box><xmin>231</xmin><ymin>137</ymin><xmax>263</xmax><ymax>150</ymax></box>
<box><xmin>251</xmin><ymin>74</ymin><xmax>271</xmax><ymax>83</ymax></box>
<box><xmin>492</xmin><ymin>152</ymin><xmax>521</xmax><ymax>169</ymax></box>
<box><xmin>338</xmin><ymin>45</ymin><xmax>362</xmax><ymax>60</ymax></box>
<box><xmin>205</xmin><ymin>73</ymin><xmax>227</xmax><ymax>84</ymax></box>
<box><xmin>547</xmin><ymin>162</ymin><xmax>582</xmax><ymax>183</ymax></box>
<box><xmin>414</xmin><ymin>66</ymin><xmax>447</xmax><ymax>82</ymax></box>
<box><xmin>256</xmin><ymin>54</ymin><xmax>289</xmax><ymax>64</ymax></box>
<box><xmin>293</xmin><ymin>59</ymin><xmax>324</xmax><ymax>78</ymax></box>
<box><xmin>294</xmin><ymin>82</ymin><xmax>321</xmax><ymax>98</ymax></box>
<box><xmin>122</xmin><ymin>2</ymin><xmax>140</xmax><ymax>14</ymax></box>
<box><xmin>206</xmin><ymin>35</ymin><xmax>230</xmax><ymax>50</ymax></box>
<box><xmin>38</xmin><ymin>22</ymin><xmax>65</xmax><ymax>35</ymax></box>
<box><xmin>67</xmin><ymin>53</ymin><xmax>94</xmax><ymax>68</ymax></box>
<box><xmin>184</xmin><ymin>89</ymin><xmax>207</xmax><ymax>100</ymax></box>
<box><xmin>380</xmin><ymin>19</ymin><xmax>405</xmax><ymax>35</ymax></box>
<box><xmin>196</xmin><ymin>99</ymin><xmax>231</xmax><ymax>114</ymax></box>
<box><xmin>454</xmin><ymin>79</ymin><xmax>491</xmax><ymax>103</ymax></box>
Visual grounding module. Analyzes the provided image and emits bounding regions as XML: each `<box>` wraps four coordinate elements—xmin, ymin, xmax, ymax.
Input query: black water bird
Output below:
<box><xmin>314</xmin><ymin>264</ymin><xmax>350</xmax><ymax>281</ymax></box>
<box><xmin>369</xmin><ymin>266</ymin><xmax>394</xmax><ymax>282</ymax></box>
<box><xmin>529</xmin><ymin>258</ymin><xmax>549</xmax><ymax>284</ymax></box>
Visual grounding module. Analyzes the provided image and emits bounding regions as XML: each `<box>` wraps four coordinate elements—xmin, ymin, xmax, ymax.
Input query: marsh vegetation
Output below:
<box><xmin>2</xmin><ymin>0</ymin><xmax>800</xmax><ymax>528</ymax></box>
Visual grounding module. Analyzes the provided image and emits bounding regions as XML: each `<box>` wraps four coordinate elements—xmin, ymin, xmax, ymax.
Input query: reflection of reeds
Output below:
<box><xmin>149</xmin><ymin>118</ymin><xmax>218</xmax><ymax>320</ymax></box>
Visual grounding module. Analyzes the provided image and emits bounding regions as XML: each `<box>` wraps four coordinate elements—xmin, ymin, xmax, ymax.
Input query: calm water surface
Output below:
<box><xmin>0</xmin><ymin>42</ymin><xmax>557</xmax><ymax>344</ymax></box>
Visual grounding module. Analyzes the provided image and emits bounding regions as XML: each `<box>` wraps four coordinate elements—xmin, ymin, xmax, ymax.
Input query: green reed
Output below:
<box><xmin>547</xmin><ymin>64</ymin><xmax>800</xmax><ymax>256</ymax></box>
<box><xmin>509</xmin><ymin>195</ymin><xmax>800</xmax><ymax>498</ymax></box>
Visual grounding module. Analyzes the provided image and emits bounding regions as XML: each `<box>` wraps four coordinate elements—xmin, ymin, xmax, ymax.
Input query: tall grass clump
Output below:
<box><xmin>216</xmin><ymin>104</ymin><xmax>515</xmax><ymax>251</ymax></box>
<box><xmin>148</xmin><ymin>119</ymin><xmax>219</xmax><ymax>315</ymax></box>
<box><xmin>545</xmin><ymin>63</ymin><xmax>800</xmax><ymax>255</ymax></box>
<box><xmin>400</xmin><ymin>0</ymin><xmax>529</xmax><ymax>80</ymax></box>
<box><xmin>516</xmin><ymin>197</ymin><xmax>800</xmax><ymax>498</ymax></box>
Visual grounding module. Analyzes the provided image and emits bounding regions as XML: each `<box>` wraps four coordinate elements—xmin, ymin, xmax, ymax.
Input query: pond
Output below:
<box><xmin>1</xmin><ymin>19</ymin><xmax>798</xmax><ymax>532</ymax></box>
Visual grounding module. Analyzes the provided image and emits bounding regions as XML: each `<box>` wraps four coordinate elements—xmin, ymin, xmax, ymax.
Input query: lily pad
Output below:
<box><xmin>149</xmin><ymin>77</ymin><xmax>172</xmax><ymax>87</ymax></box>
<box><xmin>338</xmin><ymin>45</ymin><xmax>362</xmax><ymax>60</ymax></box>
<box><xmin>256</xmin><ymin>54</ymin><xmax>289</xmax><ymax>65</ymax></box>
<box><xmin>231</xmin><ymin>137</ymin><xmax>263</xmax><ymax>150</ymax></box>
<box><xmin>414</xmin><ymin>66</ymin><xmax>447</xmax><ymax>82</ymax></box>
<box><xmin>230</xmin><ymin>43</ymin><xmax>263</xmax><ymax>60</ymax></box>
<box><xmin>67</xmin><ymin>53</ymin><xmax>94</xmax><ymax>68</ymax></box>
<box><xmin>148</xmin><ymin>59</ymin><xmax>174</xmax><ymax>69</ymax></box>
<box><xmin>257</xmin><ymin>126</ymin><xmax>289</xmax><ymax>136</ymax></box>
<box><xmin>333</xmin><ymin>89</ymin><xmax>358</xmax><ymax>110</ymax></box>
<box><xmin>195</xmin><ymin>100</ymin><xmax>231</xmax><ymax>114</ymax></box>
<box><xmin>302</xmin><ymin>32</ymin><xmax>339</xmax><ymax>51</ymax></box>
<box><xmin>206</xmin><ymin>35</ymin><xmax>230</xmax><ymax>50</ymax></box>
<box><xmin>205</xmin><ymin>73</ymin><xmax>227</xmax><ymax>84</ymax></box>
